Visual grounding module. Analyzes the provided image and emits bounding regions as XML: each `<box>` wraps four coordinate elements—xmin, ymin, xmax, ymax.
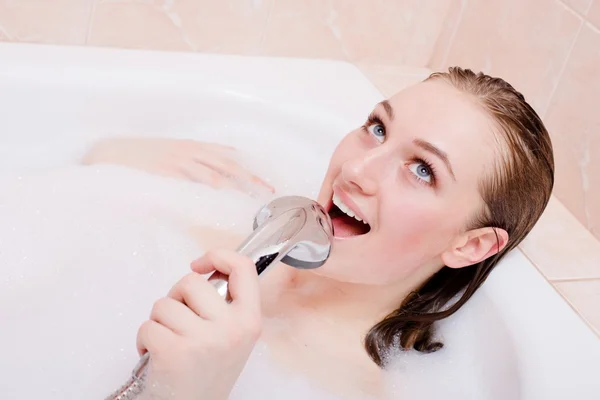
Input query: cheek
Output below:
<box><xmin>374</xmin><ymin>197</ymin><xmax>465</xmax><ymax>269</ymax></box>
<box><xmin>382</xmin><ymin>198</ymin><xmax>451</xmax><ymax>240</ymax></box>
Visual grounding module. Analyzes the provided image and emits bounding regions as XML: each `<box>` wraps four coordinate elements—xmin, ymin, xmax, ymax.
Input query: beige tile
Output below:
<box><xmin>355</xmin><ymin>63</ymin><xmax>431</xmax><ymax>97</ymax></box>
<box><xmin>546</xmin><ymin>118</ymin><xmax>588</xmax><ymax>226</ymax></box>
<box><xmin>261</xmin><ymin>0</ymin><xmax>347</xmax><ymax>59</ymax></box>
<box><xmin>588</xmin><ymin>0</ymin><xmax>600</xmax><ymax>28</ymax></box>
<box><xmin>519</xmin><ymin>196</ymin><xmax>600</xmax><ymax>280</ymax></box>
<box><xmin>0</xmin><ymin>26</ymin><xmax>10</xmax><ymax>41</ymax></box>
<box><xmin>553</xmin><ymin>279</ymin><xmax>600</xmax><ymax>335</ymax></box>
<box><xmin>262</xmin><ymin>0</ymin><xmax>452</xmax><ymax>65</ymax></box>
<box><xmin>544</xmin><ymin>24</ymin><xmax>600</xmax><ymax>236</ymax></box>
<box><xmin>561</xmin><ymin>0</ymin><xmax>594</xmax><ymax>15</ymax></box>
<box><xmin>173</xmin><ymin>0</ymin><xmax>272</xmax><ymax>55</ymax></box>
<box><xmin>331</xmin><ymin>0</ymin><xmax>453</xmax><ymax>66</ymax></box>
<box><xmin>0</xmin><ymin>0</ymin><xmax>93</xmax><ymax>45</ymax></box>
<box><xmin>88</xmin><ymin>0</ymin><xmax>191</xmax><ymax>51</ymax></box>
<box><xmin>441</xmin><ymin>0</ymin><xmax>582</xmax><ymax>116</ymax></box>
<box><xmin>89</xmin><ymin>0</ymin><xmax>272</xmax><ymax>54</ymax></box>
<box><xmin>587</xmin><ymin>128</ymin><xmax>600</xmax><ymax>239</ymax></box>
<box><xmin>428</xmin><ymin>0</ymin><xmax>465</xmax><ymax>70</ymax></box>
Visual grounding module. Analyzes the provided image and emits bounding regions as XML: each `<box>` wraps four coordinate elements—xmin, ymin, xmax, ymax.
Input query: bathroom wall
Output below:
<box><xmin>429</xmin><ymin>0</ymin><xmax>600</xmax><ymax>244</ymax></box>
<box><xmin>0</xmin><ymin>0</ymin><xmax>597</xmax><ymax>244</ymax></box>
<box><xmin>0</xmin><ymin>1</ymin><xmax>453</xmax><ymax>65</ymax></box>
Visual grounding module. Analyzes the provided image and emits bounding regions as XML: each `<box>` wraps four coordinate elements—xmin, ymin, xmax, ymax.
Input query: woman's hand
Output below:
<box><xmin>136</xmin><ymin>250</ymin><xmax>262</xmax><ymax>400</ymax></box>
<box><xmin>82</xmin><ymin>137</ymin><xmax>274</xmax><ymax>194</ymax></box>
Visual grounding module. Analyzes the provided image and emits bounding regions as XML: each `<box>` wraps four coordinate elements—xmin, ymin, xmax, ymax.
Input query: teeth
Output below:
<box><xmin>332</xmin><ymin>193</ymin><xmax>368</xmax><ymax>225</ymax></box>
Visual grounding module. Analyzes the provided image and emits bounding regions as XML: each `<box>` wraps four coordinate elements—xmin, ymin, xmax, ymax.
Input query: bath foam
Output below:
<box><xmin>228</xmin><ymin>291</ymin><xmax>520</xmax><ymax>400</ymax></box>
<box><xmin>230</xmin><ymin>341</ymin><xmax>352</xmax><ymax>400</ymax></box>
<box><xmin>0</xmin><ymin>165</ymin><xmax>265</xmax><ymax>398</ymax></box>
<box><xmin>0</xmin><ymin>125</ymin><xmax>332</xmax><ymax>399</ymax></box>
<box><xmin>0</xmin><ymin>128</ymin><xmax>519</xmax><ymax>399</ymax></box>
<box><xmin>381</xmin><ymin>290</ymin><xmax>521</xmax><ymax>400</ymax></box>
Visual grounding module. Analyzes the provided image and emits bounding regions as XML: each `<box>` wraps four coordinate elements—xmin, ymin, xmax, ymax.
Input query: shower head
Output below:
<box><xmin>252</xmin><ymin>195</ymin><xmax>333</xmax><ymax>269</ymax></box>
<box><xmin>209</xmin><ymin>195</ymin><xmax>334</xmax><ymax>298</ymax></box>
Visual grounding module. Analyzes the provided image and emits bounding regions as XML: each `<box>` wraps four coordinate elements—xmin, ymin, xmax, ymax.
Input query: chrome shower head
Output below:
<box><xmin>252</xmin><ymin>195</ymin><xmax>333</xmax><ymax>269</ymax></box>
<box><xmin>209</xmin><ymin>195</ymin><xmax>334</xmax><ymax>298</ymax></box>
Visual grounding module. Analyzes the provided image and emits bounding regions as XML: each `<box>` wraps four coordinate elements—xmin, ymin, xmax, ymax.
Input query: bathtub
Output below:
<box><xmin>0</xmin><ymin>43</ymin><xmax>598</xmax><ymax>399</ymax></box>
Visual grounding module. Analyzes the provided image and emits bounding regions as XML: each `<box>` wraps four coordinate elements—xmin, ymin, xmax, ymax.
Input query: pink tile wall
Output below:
<box><xmin>561</xmin><ymin>0</ymin><xmax>594</xmax><ymax>15</ymax></box>
<box><xmin>260</xmin><ymin>0</ymin><xmax>348</xmax><ymax>60</ymax></box>
<box><xmin>430</xmin><ymin>0</ymin><xmax>582</xmax><ymax>116</ymax></box>
<box><xmin>588</xmin><ymin>0</ymin><xmax>600</xmax><ymax>28</ymax></box>
<box><xmin>88</xmin><ymin>0</ymin><xmax>273</xmax><ymax>54</ymax></box>
<box><xmin>545</xmin><ymin>22</ymin><xmax>600</xmax><ymax>237</ymax></box>
<box><xmin>85</xmin><ymin>0</ymin><xmax>452</xmax><ymax>65</ymax></box>
<box><xmin>0</xmin><ymin>0</ymin><xmax>93</xmax><ymax>45</ymax></box>
<box><xmin>429</xmin><ymin>0</ymin><xmax>600</xmax><ymax>243</ymax></box>
<box><xmin>0</xmin><ymin>0</ymin><xmax>453</xmax><ymax>65</ymax></box>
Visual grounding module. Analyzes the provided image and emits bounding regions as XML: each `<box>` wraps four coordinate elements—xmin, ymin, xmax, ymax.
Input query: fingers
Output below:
<box><xmin>136</xmin><ymin>319</ymin><xmax>176</xmax><ymax>357</ymax></box>
<box><xmin>150</xmin><ymin>297</ymin><xmax>202</xmax><ymax>335</ymax></box>
<box><xmin>178</xmin><ymin>161</ymin><xmax>238</xmax><ymax>190</ymax></box>
<box><xmin>202</xmin><ymin>142</ymin><xmax>237</xmax><ymax>152</ymax></box>
<box><xmin>175</xmin><ymin>140</ymin><xmax>275</xmax><ymax>193</ymax></box>
<box><xmin>190</xmin><ymin>250</ymin><xmax>260</xmax><ymax>314</ymax></box>
<box><xmin>167</xmin><ymin>272</ymin><xmax>228</xmax><ymax>320</ymax></box>
<box><xmin>192</xmin><ymin>153</ymin><xmax>275</xmax><ymax>194</ymax></box>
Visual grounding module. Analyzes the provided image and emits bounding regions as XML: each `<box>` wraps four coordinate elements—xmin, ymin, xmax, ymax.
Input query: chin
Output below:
<box><xmin>306</xmin><ymin>245</ymin><xmax>373</xmax><ymax>285</ymax></box>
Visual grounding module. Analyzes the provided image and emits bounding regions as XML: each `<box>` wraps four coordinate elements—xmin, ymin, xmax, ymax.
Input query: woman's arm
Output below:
<box><xmin>82</xmin><ymin>137</ymin><xmax>274</xmax><ymax>193</ymax></box>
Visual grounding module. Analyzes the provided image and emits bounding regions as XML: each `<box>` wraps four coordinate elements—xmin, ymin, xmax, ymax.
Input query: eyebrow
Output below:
<box><xmin>379</xmin><ymin>100</ymin><xmax>395</xmax><ymax>121</ymax></box>
<box><xmin>413</xmin><ymin>139</ymin><xmax>457</xmax><ymax>181</ymax></box>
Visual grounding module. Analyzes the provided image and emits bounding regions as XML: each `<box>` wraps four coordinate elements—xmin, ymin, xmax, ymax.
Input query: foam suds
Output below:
<box><xmin>0</xmin><ymin>127</ymin><xmax>519</xmax><ymax>399</ymax></box>
<box><xmin>0</xmin><ymin>165</ymin><xmax>265</xmax><ymax>398</ymax></box>
<box><xmin>380</xmin><ymin>291</ymin><xmax>521</xmax><ymax>400</ymax></box>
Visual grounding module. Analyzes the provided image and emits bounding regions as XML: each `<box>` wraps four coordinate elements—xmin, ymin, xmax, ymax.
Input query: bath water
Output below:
<box><xmin>0</xmin><ymin>125</ymin><xmax>518</xmax><ymax>399</ymax></box>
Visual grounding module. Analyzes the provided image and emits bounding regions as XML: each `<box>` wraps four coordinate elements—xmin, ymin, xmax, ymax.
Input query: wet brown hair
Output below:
<box><xmin>364</xmin><ymin>67</ymin><xmax>555</xmax><ymax>367</ymax></box>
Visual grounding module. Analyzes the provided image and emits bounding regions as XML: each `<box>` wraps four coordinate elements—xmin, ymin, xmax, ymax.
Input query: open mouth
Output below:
<box><xmin>327</xmin><ymin>193</ymin><xmax>371</xmax><ymax>238</ymax></box>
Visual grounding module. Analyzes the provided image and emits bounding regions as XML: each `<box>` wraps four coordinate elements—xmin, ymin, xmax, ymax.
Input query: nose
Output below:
<box><xmin>340</xmin><ymin>147</ymin><xmax>389</xmax><ymax>195</ymax></box>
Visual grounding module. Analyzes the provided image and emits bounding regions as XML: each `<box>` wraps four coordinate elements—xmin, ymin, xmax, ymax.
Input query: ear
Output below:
<box><xmin>441</xmin><ymin>227</ymin><xmax>509</xmax><ymax>269</ymax></box>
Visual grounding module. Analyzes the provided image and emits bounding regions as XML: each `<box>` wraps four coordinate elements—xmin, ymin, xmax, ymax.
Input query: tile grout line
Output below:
<box><xmin>542</xmin><ymin>1</ymin><xmax>585</xmax><ymax>119</ymax></box>
<box><xmin>438</xmin><ymin>0</ymin><xmax>467</xmax><ymax>68</ymax></box>
<box><xmin>552</xmin><ymin>282</ymin><xmax>600</xmax><ymax>338</ymax></box>
<box><xmin>0</xmin><ymin>23</ymin><xmax>12</xmax><ymax>41</ymax></box>
<box><xmin>520</xmin><ymin>233</ymin><xmax>600</xmax><ymax>283</ymax></box>
<box><xmin>587</xmin><ymin>19</ymin><xmax>600</xmax><ymax>33</ymax></box>
<box><xmin>557</xmin><ymin>0</ymin><xmax>589</xmax><ymax>18</ymax></box>
<box><xmin>352</xmin><ymin>65</ymin><xmax>390</xmax><ymax>98</ymax></box>
<box><xmin>550</xmin><ymin>276</ymin><xmax>600</xmax><ymax>283</ymax></box>
<box><xmin>257</xmin><ymin>0</ymin><xmax>275</xmax><ymax>56</ymax></box>
<box><xmin>85</xmin><ymin>0</ymin><xmax>98</xmax><ymax>45</ymax></box>
<box><xmin>517</xmin><ymin>246</ymin><xmax>550</xmax><ymax>279</ymax></box>
<box><xmin>585</xmin><ymin>0</ymin><xmax>595</xmax><ymax>14</ymax></box>
<box><xmin>551</xmin><ymin>4</ymin><xmax>597</xmax><ymax>233</ymax></box>
<box><xmin>517</xmin><ymin>247</ymin><xmax>600</xmax><ymax>339</ymax></box>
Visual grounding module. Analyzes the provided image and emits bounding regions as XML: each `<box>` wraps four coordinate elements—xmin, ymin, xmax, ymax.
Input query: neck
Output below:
<box><xmin>263</xmin><ymin>264</ymin><xmax>416</xmax><ymax>331</ymax></box>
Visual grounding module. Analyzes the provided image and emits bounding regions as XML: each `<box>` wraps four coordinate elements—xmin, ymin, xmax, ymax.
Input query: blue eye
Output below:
<box><xmin>366</xmin><ymin>123</ymin><xmax>386</xmax><ymax>142</ymax></box>
<box><xmin>409</xmin><ymin>161</ymin><xmax>433</xmax><ymax>184</ymax></box>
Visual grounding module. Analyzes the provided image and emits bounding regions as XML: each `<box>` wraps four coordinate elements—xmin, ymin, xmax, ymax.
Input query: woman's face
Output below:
<box><xmin>315</xmin><ymin>80</ymin><xmax>499</xmax><ymax>285</ymax></box>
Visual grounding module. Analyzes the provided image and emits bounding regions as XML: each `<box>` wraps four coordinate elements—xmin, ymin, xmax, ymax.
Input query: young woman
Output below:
<box><xmin>84</xmin><ymin>67</ymin><xmax>554</xmax><ymax>399</ymax></box>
